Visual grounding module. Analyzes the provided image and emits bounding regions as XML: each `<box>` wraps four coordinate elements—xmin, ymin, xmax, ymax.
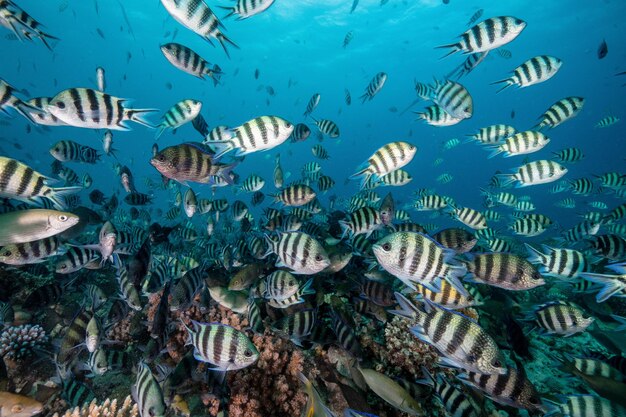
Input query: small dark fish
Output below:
<box><xmin>511</xmin><ymin>109</ymin><xmax>515</xmax><ymax>119</ymax></box>
<box><xmin>350</xmin><ymin>0</ymin><xmax>359</xmax><ymax>13</ymax></box>
<box><xmin>388</xmin><ymin>106</ymin><xmax>398</xmax><ymax>113</ymax></box>
<box><xmin>254</xmin><ymin>69</ymin><xmax>260</xmax><ymax>79</ymax></box>
<box><xmin>598</xmin><ymin>39</ymin><xmax>608</xmax><ymax>59</ymax></box>
<box><xmin>165</xmin><ymin>82</ymin><xmax>173</xmax><ymax>90</ymax></box>
<box><xmin>96</xmin><ymin>28</ymin><xmax>105</xmax><ymax>39</ymax></box>
<box><xmin>266</xmin><ymin>86</ymin><xmax>275</xmax><ymax>96</ymax></box>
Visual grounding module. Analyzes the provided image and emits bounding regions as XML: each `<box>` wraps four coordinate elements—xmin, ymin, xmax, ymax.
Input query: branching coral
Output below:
<box><xmin>52</xmin><ymin>396</ymin><xmax>138</xmax><ymax>417</ymax></box>
<box><xmin>0</xmin><ymin>324</ymin><xmax>48</xmax><ymax>360</ymax></box>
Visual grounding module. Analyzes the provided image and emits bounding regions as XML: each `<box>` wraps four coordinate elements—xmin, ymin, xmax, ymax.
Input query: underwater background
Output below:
<box><xmin>1</xmin><ymin>0</ymin><xmax>626</xmax><ymax>416</ymax></box>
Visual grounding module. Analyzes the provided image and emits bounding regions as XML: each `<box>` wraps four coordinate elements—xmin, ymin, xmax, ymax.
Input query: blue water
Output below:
<box><xmin>1</xmin><ymin>0</ymin><xmax>625</xmax><ymax>230</ymax></box>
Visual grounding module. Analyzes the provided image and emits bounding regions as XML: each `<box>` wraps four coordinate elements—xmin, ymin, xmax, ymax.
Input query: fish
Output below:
<box><xmin>211</xmin><ymin>116</ymin><xmax>294</xmax><ymax>158</ymax></box>
<box><xmin>372</xmin><ymin>232</ymin><xmax>466</xmax><ymax>294</ymax></box>
<box><xmin>0</xmin><ymin>209</ymin><xmax>78</xmax><ymax>246</ymax></box>
<box><xmin>597</xmin><ymin>39</ymin><xmax>608</xmax><ymax>59</ymax></box>
<box><xmin>350</xmin><ymin>141</ymin><xmax>417</xmax><ymax>189</ymax></box>
<box><xmin>298</xmin><ymin>372</ymin><xmax>335</xmax><ymax>417</ymax></box>
<box><xmin>343</xmin><ymin>31</ymin><xmax>354</xmax><ymax>48</ymax></box>
<box><xmin>160</xmin><ymin>43</ymin><xmax>222</xmax><ymax>84</ymax></box>
<box><xmin>535</xmin><ymin>97</ymin><xmax>585</xmax><ymax>129</ymax></box>
<box><xmin>48</xmin><ymin>88</ymin><xmax>157</xmax><ymax>130</ymax></box>
<box><xmin>415</xmin><ymin>104</ymin><xmax>462</xmax><ymax>127</ymax></box>
<box><xmin>499</xmin><ymin>160</ymin><xmax>568</xmax><ymax>187</ymax></box>
<box><xmin>160</xmin><ymin>0</ymin><xmax>239</xmax><ymax>57</ymax></box>
<box><xmin>132</xmin><ymin>362</ymin><xmax>166</xmax><ymax>417</ymax></box>
<box><xmin>492</xmin><ymin>55</ymin><xmax>562</xmax><ymax>92</ymax></box>
<box><xmin>219</xmin><ymin>0</ymin><xmax>275</xmax><ymax>20</ymax></box>
<box><xmin>155</xmin><ymin>99</ymin><xmax>202</xmax><ymax>139</ymax></box>
<box><xmin>265</xmin><ymin>231</ymin><xmax>330</xmax><ymax>274</ymax></box>
<box><xmin>312</xmin><ymin>118</ymin><xmax>340</xmax><ymax>138</ymax></box>
<box><xmin>151</xmin><ymin>142</ymin><xmax>237</xmax><ymax>185</ymax></box>
<box><xmin>0</xmin><ymin>391</ymin><xmax>44</xmax><ymax>417</ymax></box>
<box><xmin>50</xmin><ymin>140</ymin><xmax>101</xmax><ymax>163</ymax></box>
<box><xmin>463</xmin><ymin>253</ymin><xmax>545</xmax><ymax>290</ymax></box>
<box><xmin>359</xmin><ymin>368</ymin><xmax>423</xmax><ymax>415</ymax></box>
<box><xmin>182</xmin><ymin>320</ymin><xmax>258</xmax><ymax>371</ymax></box>
<box><xmin>360</xmin><ymin>72</ymin><xmax>387</xmax><ymax>103</ymax></box>
<box><xmin>544</xmin><ymin>394</ymin><xmax>626</xmax><ymax>417</ymax></box>
<box><xmin>437</xmin><ymin>16</ymin><xmax>527</xmax><ymax>57</ymax></box>
<box><xmin>0</xmin><ymin>236</ymin><xmax>63</xmax><ymax>265</ymax></box>
<box><xmin>303</xmin><ymin>93</ymin><xmax>321</xmax><ymax>117</ymax></box>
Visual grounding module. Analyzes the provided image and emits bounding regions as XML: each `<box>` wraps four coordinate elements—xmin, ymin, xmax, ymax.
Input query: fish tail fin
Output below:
<box><xmin>125</xmin><ymin>108</ymin><xmax>158</xmax><ymax>129</ymax></box>
<box><xmin>487</xmin><ymin>145</ymin><xmax>504</xmax><ymax>159</ymax></box>
<box><xmin>578</xmin><ymin>273</ymin><xmax>625</xmax><ymax>303</ymax></box>
<box><xmin>359</xmin><ymin>93</ymin><xmax>370</xmax><ymax>103</ymax></box>
<box><xmin>217</xmin><ymin>6</ymin><xmax>236</xmax><ymax>19</ymax></box>
<box><xmin>490</xmin><ymin>78</ymin><xmax>513</xmax><ymax>93</ymax></box>
<box><xmin>524</xmin><ymin>243</ymin><xmax>547</xmax><ymax>265</ymax></box>
<box><xmin>435</xmin><ymin>42</ymin><xmax>462</xmax><ymax>59</ymax></box>
<box><xmin>217</xmin><ymin>161</ymin><xmax>238</xmax><ymax>185</ymax></box>
<box><xmin>497</xmin><ymin>173</ymin><xmax>517</xmax><ymax>188</ymax></box>
<box><xmin>389</xmin><ymin>292</ymin><xmax>424</xmax><ymax>319</ymax></box>
<box><xmin>48</xmin><ymin>186</ymin><xmax>83</xmax><ymax>209</ymax></box>
<box><xmin>216</xmin><ymin>33</ymin><xmax>239</xmax><ymax>59</ymax></box>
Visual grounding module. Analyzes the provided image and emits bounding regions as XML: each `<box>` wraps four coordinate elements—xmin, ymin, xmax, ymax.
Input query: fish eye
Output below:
<box><xmin>60</xmin><ymin>264</ymin><xmax>67</xmax><ymax>269</ymax></box>
<box><xmin>244</xmin><ymin>348</ymin><xmax>254</xmax><ymax>357</ymax></box>
<box><xmin>59</xmin><ymin>215</ymin><xmax>68</xmax><ymax>221</ymax></box>
<box><xmin>529</xmin><ymin>397</ymin><xmax>539</xmax><ymax>404</ymax></box>
<box><xmin>315</xmin><ymin>254</ymin><xmax>323</xmax><ymax>261</ymax></box>
<box><xmin>56</xmin><ymin>102</ymin><xmax>65</xmax><ymax>109</ymax></box>
<box><xmin>382</xmin><ymin>243</ymin><xmax>391</xmax><ymax>251</ymax></box>
<box><xmin>285</xmin><ymin>122</ymin><xmax>292</xmax><ymax>128</ymax></box>
<box><xmin>158</xmin><ymin>155</ymin><xmax>166</xmax><ymax>161</ymax></box>
<box><xmin>3</xmin><ymin>250</ymin><xmax>10</xmax><ymax>256</ymax></box>
<box><xmin>493</xmin><ymin>359</ymin><xmax>502</xmax><ymax>367</ymax></box>
<box><xmin>12</xmin><ymin>405</ymin><xmax>23</xmax><ymax>412</ymax></box>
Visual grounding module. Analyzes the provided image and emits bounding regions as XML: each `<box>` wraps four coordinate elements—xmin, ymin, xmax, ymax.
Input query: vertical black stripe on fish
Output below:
<box><xmin>69</xmin><ymin>89</ymin><xmax>86</xmax><ymax>122</ymax></box>
<box><xmin>85</xmin><ymin>89</ymin><xmax>100</xmax><ymax>124</ymax></box>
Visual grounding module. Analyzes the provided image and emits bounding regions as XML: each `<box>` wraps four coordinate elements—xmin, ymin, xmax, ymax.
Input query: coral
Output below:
<box><xmin>52</xmin><ymin>396</ymin><xmax>138</xmax><ymax>417</ymax></box>
<box><xmin>227</xmin><ymin>332</ymin><xmax>309</xmax><ymax>417</ymax></box>
<box><xmin>360</xmin><ymin>316</ymin><xmax>440</xmax><ymax>379</ymax></box>
<box><xmin>0</xmin><ymin>324</ymin><xmax>48</xmax><ymax>360</ymax></box>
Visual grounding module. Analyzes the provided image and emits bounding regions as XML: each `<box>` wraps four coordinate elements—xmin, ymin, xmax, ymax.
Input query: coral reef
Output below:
<box><xmin>52</xmin><ymin>396</ymin><xmax>138</xmax><ymax>417</ymax></box>
<box><xmin>0</xmin><ymin>324</ymin><xmax>48</xmax><ymax>360</ymax></box>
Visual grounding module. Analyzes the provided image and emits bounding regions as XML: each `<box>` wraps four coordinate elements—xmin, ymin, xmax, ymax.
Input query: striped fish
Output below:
<box><xmin>48</xmin><ymin>87</ymin><xmax>156</xmax><ymax>130</ymax></box>
<box><xmin>595</xmin><ymin>115</ymin><xmax>619</xmax><ymax>128</ymax></box>
<box><xmin>532</xmin><ymin>301</ymin><xmax>594</xmax><ymax>336</ymax></box>
<box><xmin>113</xmin><ymin>257</ymin><xmax>142</xmax><ymax>311</ymax></box>
<box><xmin>562</xmin><ymin>220</ymin><xmax>600</xmax><ymax>243</ymax></box>
<box><xmin>446</xmin><ymin>51</ymin><xmax>488</xmax><ymax>80</ymax></box>
<box><xmin>264</xmin><ymin>231</ymin><xmax>330</xmax><ymax>274</ymax></box>
<box><xmin>464</xmin><ymin>253</ymin><xmax>545</xmax><ymax>290</ymax></box>
<box><xmin>55</xmin><ymin>246</ymin><xmax>100</xmax><ymax>274</ymax></box>
<box><xmin>290</xmin><ymin>123</ymin><xmax>311</xmax><ymax>143</ymax></box>
<box><xmin>311</xmin><ymin>144</ymin><xmax>329</xmax><ymax>160</ymax></box>
<box><xmin>437</xmin><ymin>16</ymin><xmax>527</xmax><ymax>57</ymax></box>
<box><xmin>488</xmin><ymin>131</ymin><xmax>550</xmax><ymax>158</ymax></box>
<box><xmin>183</xmin><ymin>320</ymin><xmax>258</xmax><ymax>370</ymax></box>
<box><xmin>569</xmin><ymin>177</ymin><xmax>594</xmax><ymax>195</ymax></box>
<box><xmin>343</xmin><ymin>31</ymin><xmax>353</xmax><ymax>48</ymax></box>
<box><xmin>360</xmin><ymin>279</ymin><xmax>394</xmax><ymax>306</ymax></box>
<box><xmin>452</xmin><ymin>207</ymin><xmax>487</xmax><ymax>230</ymax></box>
<box><xmin>350</xmin><ymin>141</ymin><xmax>417</xmax><ymax>189</ymax></box>
<box><xmin>160</xmin><ymin>0</ymin><xmax>238</xmax><ymax>57</ymax></box>
<box><xmin>266</xmin><ymin>278</ymin><xmax>314</xmax><ymax>308</ymax></box>
<box><xmin>49</xmin><ymin>140</ymin><xmax>101</xmax><ymax>163</ymax></box>
<box><xmin>303</xmin><ymin>93</ymin><xmax>321</xmax><ymax>117</ymax></box>
<box><xmin>0</xmin><ymin>79</ymin><xmax>40</xmax><ymax>121</ymax></box>
<box><xmin>466</xmin><ymin>124</ymin><xmax>516</xmax><ymax>144</ymax></box>
<box><xmin>271</xmin><ymin>308</ymin><xmax>317</xmax><ymax>342</ymax></box>
<box><xmin>339</xmin><ymin>207</ymin><xmax>383</xmax><ymax>238</ymax></box>
<box><xmin>458</xmin><ymin>365</ymin><xmax>544</xmax><ymax>412</ymax></box>
<box><xmin>246</xmin><ymin>299</ymin><xmax>265</xmax><ymax>334</ymax></box>
<box><xmin>392</xmin><ymin>293</ymin><xmax>506</xmax><ymax>375</ymax></box>
<box><xmin>378</xmin><ymin>169</ymin><xmax>412</xmax><ymax>186</ymax></box>
<box><xmin>546</xmin><ymin>394</ymin><xmax>626</xmax><ymax>417</ymax></box>
<box><xmin>132</xmin><ymin>362</ymin><xmax>166</xmax><ymax>417</ymax></box>
<box><xmin>0</xmin><ymin>0</ymin><xmax>58</xmax><ymax>48</ymax></box>
<box><xmin>213</xmin><ymin>115</ymin><xmax>293</xmax><ymax>158</ymax></box>
<box><xmin>272</xmin><ymin>184</ymin><xmax>316</xmax><ymax>207</ymax></box>
<box><xmin>263</xmin><ymin>269</ymin><xmax>300</xmax><ymax>301</ymax></box>
<box><xmin>372</xmin><ymin>232</ymin><xmax>467</xmax><ymax>294</ymax></box>
<box><xmin>58</xmin><ymin>308</ymin><xmax>92</xmax><ymax>364</ymax></box>
<box><xmin>430</xmin><ymin>80</ymin><xmax>473</xmax><ymax>119</ymax></box>
<box><xmin>500</xmin><ymin>160</ymin><xmax>568</xmax><ymax>187</ymax></box>
<box><xmin>419</xmin><ymin>368</ymin><xmax>481</xmax><ymax>417</ymax></box>
<box><xmin>252</xmin><ymin>190</ymin><xmax>267</xmax><ymax>206</ymax></box>
<box><xmin>535</xmin><ymin>97</ymin><xmax>585</xmax><ymax>129</ymax></box>
<box><xmin>492</xmin><ymin>55</ymin><xmax>562</xmax><ymax>92</ymax></box>
<box><xmin>1</xmin><ymin>302</ymin><xmax>14</xmax><ymax>327</ymax></box>
<box><xmin>238</xmin><ymin>174</ymin><xmax>265</xmax><ymax>193</ymax></box>
<box><xmin>414</xmin><ymin>194</ymin><xmax>448</xmax><ymax>211</ymax></box>
<box><xmin>595</xmin><ymin>171</ymin><xmax>626</xmax><ymax>190</ymax></box>
<box><xmin>432</xmin><ymin>228</ymin><xmax>477</xmax><ymax>253</ymax></box>
<box><xmin>0</xmin><ymin>236</ymin><xmax>62</xmax><ymax>265</ymax></box>
<box><xmin>345</xmin><ymin>88</ymin><xmax>351</xmax><ymax>105</ymax></box>
<box><xmin>0</xmin><ymin>157</ymin><xmax>82</xmax><ymax>209</ymax></box>
<box><xmin>591</xmin><ymin>234</ymin><xmax>626</xmax><ymax>260</ymax></box>
<box><xmin>605</xmin><ymin>202</ymin><xmax>626</xmax><ymax>222</ymax></box>
<box><xmin>414</xmin><ymin>81</ymin><xmax>433</xmax><ymax>100</ymax></box>
<box><xmin>415</xmin><ymin>104</ymin><xmax>463</xmax><ymax>127</ymax></box>
<box><xmin>219</xmin><ymin>0</ymin><xmax>275</xmax><ymax>19</ymax></box>
<box><xmin>414</xmin><ymin>281</ymin><xmax>483</xmax><ymax>309</ymax></box>
<box><xmin>312</xmin><ymin>118</ymin><xmax>340</xmax><ymax>138</ymax></box>
<box><xmin>511</xmin><ymin>218</ymin><xmax>545</xmax><ymax>237</ymax></box>
<box><xmin>156</xmin><ymin>99</ymin><xmax>202</xmax><ymax>139</ymax></box>
<box><xmin>160</xmin><ymin>42</ymin><xmax>221</xmax><ymax>83</ymax></box>
<box><xmin>331</xmin><ymin>312</ymin><xmax>361</xmax><ymax>357</ymax></box>
<box><xmin>360</xmin><ymin>72</ymin><xmax>387</xmax><ymax>103</ymax></box>
<box><xmin>25</xmin><ymin>97</ymin><xmax>67</xmax><ymax>126</ymax></box>
<box><xmin>151</xmin><ymin>143</ymin><xmax>236</xmax><ymax>185</ymax></box>
<box><xmin>61</xmin><ymin>375</ymin><xmax>96</xmax><ymax>408</ymax></box>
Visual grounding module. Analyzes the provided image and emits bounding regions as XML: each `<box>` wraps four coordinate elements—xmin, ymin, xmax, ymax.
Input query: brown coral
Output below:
<box><xmin>52</xmin><ymin>396</ymin><xmax>138</xmax><ymax>417</ymax></box>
